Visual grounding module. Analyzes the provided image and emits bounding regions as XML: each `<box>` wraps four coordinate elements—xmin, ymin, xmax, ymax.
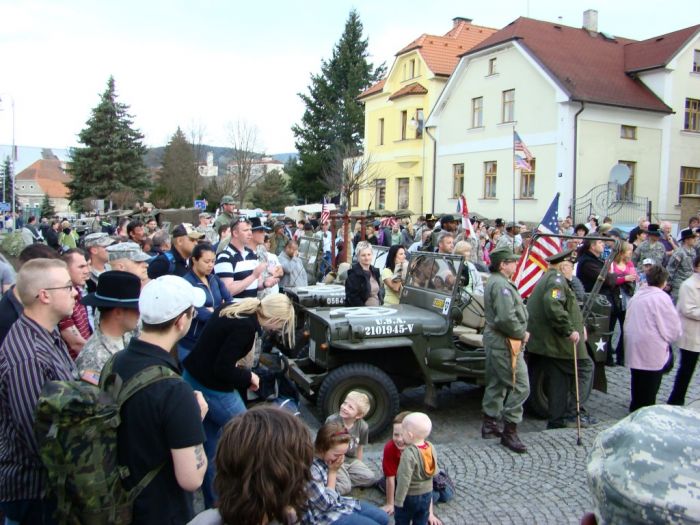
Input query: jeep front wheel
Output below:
<box><xmin>317</xmin><ymin>364</ymin><xmax>400</xmax><ymax>440</ymax></box>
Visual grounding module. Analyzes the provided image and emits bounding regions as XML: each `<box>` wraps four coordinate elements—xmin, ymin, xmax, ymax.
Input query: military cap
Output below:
<box><xmin>440</xmin><ymin>214</ymin><xmax>456</xmax><ymax>223</ymax></box>
<box><xmin>106</xmin><ymin>241</ymin><xmax>151</xmax><ymax>262</ymax></box>
<box><xmin>506</xmin><ymin>221</ymin><xmax>520</xmax><ymax>230</ymax></box>
<box><xmin>83</xmin><ymin>232</ymin><xmax>115</xmax><ymax>248</ymax></box>
<box><xmin>608</xmin><ymin>228</ymin><xmax>625</xmax><ymax>239</ymax></box>
<box><xmin>172</xmin><ymin>223</ymin><xmax>205</xmax><ymax>240</ymax></box>
<box><xmin>587</xmin><ymin>405</ymin><xmax>700</xmax><ymax>524</ymax></box>
<box><xmin>425</xmin><ymin>213</ymin><xmax>438</xmax><ymax>222</ymax></box>
<box><xmin>249</xmin><ymin>217</ymin><xmax>270</xmax><ymax>232</ymax></box>
<box><xmin>545</xmin><ymin>248</ymin><xmax>575</xmax><ymax>265</ymax></box>
<box><xmin>679</xmin><ymin>228</ymin><xmax>696</xmax><ymax>242</ymax></box>
<box><xmin>220</xmin><ymin>195</ymin><xmax>235</xmax><ymax>205</ymax></box>
<box><xmin>646</xmin><ymin>223</ymin><xmax>661</xmax><ymax>236</ymax></box>
<box><xmin>199</xmin><ymin>212</ymin><xmax>212</xmax><ymax>219</ymax></box>
<box><xmin>490</xmin><ymin>247</ymin><xmax>520</xmax><ymax>266</ymax></box>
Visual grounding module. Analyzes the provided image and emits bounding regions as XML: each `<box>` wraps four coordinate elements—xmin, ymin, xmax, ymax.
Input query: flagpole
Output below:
<box><xmin>512</xmin><ymin>125</ymin><xmax>516</xmax><ymax>252</ymax></box>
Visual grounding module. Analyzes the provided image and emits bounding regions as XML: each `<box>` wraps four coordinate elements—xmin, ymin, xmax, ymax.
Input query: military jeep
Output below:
<box><xmin>287</xmin><ymin>252</ymin><xmax>486</xmax><ymax>438</ymax></box>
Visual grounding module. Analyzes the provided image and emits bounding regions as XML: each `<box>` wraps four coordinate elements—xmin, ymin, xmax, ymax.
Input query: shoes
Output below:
<box><xmin>500</xmin><ymin>422</ymin><xmax>527</xmax><ymax>453</ymax></box>
<box><xmin>579</xmin><ymin>413</ymin><xmax>599</xmax><ymax>425</ymax></box>
<box><xmin>547</xmin><ymin>414</ymin><xmax>599</xmax><ymax>430</ymax></box>
<box><xmin>481</xmin><ymin>414</ymin><xmax>503</xmax><ymax>439</ymax></box>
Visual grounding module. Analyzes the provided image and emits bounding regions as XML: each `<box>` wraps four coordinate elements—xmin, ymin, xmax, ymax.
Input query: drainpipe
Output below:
<box><xmin>425</xmin><ymin>126</ymin><xmax>437</xmax><ymax>214</ymax></box>
<box><xmin>572</xmin><ymin>101</ymin><xmax>585</xmax><ymax>222</ymax></box>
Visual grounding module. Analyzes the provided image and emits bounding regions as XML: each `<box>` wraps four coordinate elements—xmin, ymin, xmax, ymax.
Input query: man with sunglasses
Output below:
<box><xmin>0</xmin><ymin>258</ymin><xmax>78</xmax><ymax>524</ymax></box>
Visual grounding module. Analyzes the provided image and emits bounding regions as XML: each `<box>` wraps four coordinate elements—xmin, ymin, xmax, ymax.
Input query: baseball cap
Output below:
<box><xmin>106</xmin><ymin>242</ymin><xmax>151</xmax><ymax>262</ymax></box>
<box><xmin>172</xmin><ymin>223</ymin><xmax>205</xmax><ymax>240</ymax></box>
<box><xmin>84</xmin><ymin>232</ymin><xmax>115</xmax><ymax>248</ymax></box>
<box><xmin>642</xmin><ymin>258</ymin><xmax>655</xmax><ymax>265</ymax></box>
<box><xmin>139</xmin><ymin>275</ymin><xmax>206</xmax><ymax>324</ymax></box>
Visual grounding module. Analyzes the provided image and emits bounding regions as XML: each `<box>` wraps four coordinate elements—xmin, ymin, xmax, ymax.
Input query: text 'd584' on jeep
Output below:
<box><xmin>287</xmin><ymin>252</ymin><xmax>486</xmax><ymax>438</ymax></box>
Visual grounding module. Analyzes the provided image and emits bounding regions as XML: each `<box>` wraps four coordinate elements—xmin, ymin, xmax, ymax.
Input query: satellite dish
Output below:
<box><xmin>610</xmin><ymin>164</ymin><xmax>631</xmax><ymax>186</ymax></box>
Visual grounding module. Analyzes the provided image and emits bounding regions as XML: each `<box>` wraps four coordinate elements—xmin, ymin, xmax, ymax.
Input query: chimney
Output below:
<box><xmin>583</xmin><ymin>9</ymin><xmax>598</xmax><ymax>32</ymax></box>
<box><xmin>452</xmin><ymin>17</ymin><xmax>473</xmax><ymax>27</ymax></box>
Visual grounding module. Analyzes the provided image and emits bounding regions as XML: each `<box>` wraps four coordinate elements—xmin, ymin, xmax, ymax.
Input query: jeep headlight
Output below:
<box><xmin>325</xmin><ymin>327</ymin><xmax>332</xmax><ymax>343</ymax></box>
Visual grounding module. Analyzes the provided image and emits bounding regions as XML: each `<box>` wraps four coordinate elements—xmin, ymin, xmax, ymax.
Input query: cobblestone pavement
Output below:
<box><xmin>300</xmin><ymin>350</ymin><xmax>700</xmax><ymax>524</ymax></box>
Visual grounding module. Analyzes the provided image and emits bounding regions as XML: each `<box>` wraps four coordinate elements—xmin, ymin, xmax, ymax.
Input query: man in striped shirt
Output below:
<box><xmin>0</xmin><ymin>258</ymin><xmax>78</xmax><ymax>524</ymax></box>
<box><xmin>214</xmin><ymin>218</ymin><xmax>265</xmax><ymax>301</ymax></box>
<box><xmin>58</xmin><ymin>249</ymin><xmax>93</xmax><ymax>360</ymax></box>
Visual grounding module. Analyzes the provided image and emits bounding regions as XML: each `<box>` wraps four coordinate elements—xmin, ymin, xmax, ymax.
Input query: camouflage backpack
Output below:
<box><xmin>34</xmin><ymin>358</ymin><xmax>179</xmax><ymax>524</ymax></box>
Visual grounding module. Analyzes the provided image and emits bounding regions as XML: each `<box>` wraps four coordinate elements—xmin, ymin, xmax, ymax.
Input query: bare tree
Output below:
<box><xmin>322</xmin><ymin>144</ymin><xmax>381</xmax><ymax>212</ymax></box>
<box><xmin>227</xmin><ymin>120</ymin><xmax>261</xmax><ymax>208</ymax></box>
<box><xmin>188</xmin><ymin>120</ymin><xmax>208</xmax><ymax>202</ymax></box>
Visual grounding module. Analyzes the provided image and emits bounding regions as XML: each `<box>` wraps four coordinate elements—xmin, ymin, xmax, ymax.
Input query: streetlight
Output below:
<box><xmin>0</xmin><ymin>93</ymin><xmax>16</xmax><ymax>224</ymax></box>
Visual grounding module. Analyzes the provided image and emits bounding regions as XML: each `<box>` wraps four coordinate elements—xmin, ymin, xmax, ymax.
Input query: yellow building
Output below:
<box><xmin>356</xmin><ymin>18</ymin><xmax>496</xmax><ymax>214</ymax></box>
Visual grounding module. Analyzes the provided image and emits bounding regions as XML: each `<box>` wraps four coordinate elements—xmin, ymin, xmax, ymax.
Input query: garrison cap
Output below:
<box><xmin>490</xmin><ymin>247</ymin><xmax>519</xmax><ymax>266</ymax></box>
<box><xmin>587</xmin><ymin>405</ymin><xmax>700</xmax><ymax>524</ymax></box>
<box><xmin>545</xmin><ymin>248</ymin><xmax>575</xmax><ymax>265</ymax></box>
<box><xmin>83</xmin><ymin>232</ymin><xmax>115</xmax><ymax>248</ymax></box>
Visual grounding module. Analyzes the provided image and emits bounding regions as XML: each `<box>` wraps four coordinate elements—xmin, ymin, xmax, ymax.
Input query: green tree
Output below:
<box><xmin>290</xmin><ymin>9</ymin><xmax>385</xmax><ymax>201</ymax></box>
<box><xmin>157</xmin><ymin>127</ymin><xmax>200</xmax><ymax>208</ymax></box>
<box><xmin>67</xmin><ymin>76</ymin><xmax>150</xmax><ymax>210</ymax></box>
<box><xmin>1</xmin><ymin>156</ymin><xmax>11</xmax><ymax>204</ymax></box>
<box><xmin>251</xmin><ymin>169</ymin><xmax>294</xmax><ymax>211</ymax></box>
<box><xmin>39</xmin><ymin>193</ymin><xmax>55</xmax><ymax>218</ymax></box>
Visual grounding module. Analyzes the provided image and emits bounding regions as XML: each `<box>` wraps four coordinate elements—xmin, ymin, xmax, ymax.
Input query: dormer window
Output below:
<box><xmin>694</xmin><ymin>50</ymin><xmax>700</xmax><ymax>73</ymax></box>
<box><xmin>488</xmin><ymin>57</ymin><xmax>497</xmax><ymax>75</ymax></box>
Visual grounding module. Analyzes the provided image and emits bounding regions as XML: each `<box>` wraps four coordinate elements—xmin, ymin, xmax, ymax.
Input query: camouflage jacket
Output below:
<box><xmin>631</xmin><ymin>240</ymin><xmax>666</xmax><ymax>271</ymax></box>
<box><xmin>495</xmin><ymin>233</ymin><xmax>522</xmax><ymax>254</ymax></box>
<box><xmin>213</xmin><ymin>211</ymin><xmax>235</xmax><ymax>231</ymax></box>
<box><xmin>75</xmin><ymin>327</ymin><xmax>130</xmax><ymax>377</ymax></box>
<box><xmin>196</xmin><ymin>225</ymin><xmax>218</xmax><ymax>244</ymax></box>
<box><xmin>666</xmin><ymin>245</ymin><xmax>695</xmax><ymax>296</ymax></box>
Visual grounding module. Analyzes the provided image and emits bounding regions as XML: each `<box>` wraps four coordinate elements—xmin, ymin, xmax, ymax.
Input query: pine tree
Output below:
<box><xmin>157</xmin><ymin>127</ymin><xmax>200</xmax><ymax>208</ymax></box>
<box><xmin>290</xmin><ymin>9</ymin><xmax>385</xmax><ymax>202</ymax></box>
<box><xmin>1</xmin><ymin>156</ymin><xmax>11</xmax><ymax>204</ymax></box>
<box><xmin>251</xmin><ymin>169</ymin><xmax>295</xmax><ymax>211</ymax></box>
<box><xmin>39</xmin><ymin>193</ymin><xmax>55</xmax><ymax>218</ymax></box>
<box><xmin>67</xmin><ymin>76</ymin><xmax>150</xmax><ymax>210</ymax></box>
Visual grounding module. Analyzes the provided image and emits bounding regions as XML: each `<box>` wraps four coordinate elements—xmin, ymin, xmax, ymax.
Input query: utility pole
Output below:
<box><xmin>0</xmin><ymin>94</ymin><xmax>16</xmax><ymax>221</ymax></box>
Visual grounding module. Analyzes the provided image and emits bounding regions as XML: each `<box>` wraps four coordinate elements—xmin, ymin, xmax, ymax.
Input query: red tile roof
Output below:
<box><xmin>358</xmin><ymin>20</ymin><xmax>497</xmax><ymax>100</ymax></box>
<box><xmin>625</xmin><ymin>24</ymin><xmax>700</xmax><ymax>73</ymax></box>
<box><xmin>465</xmin><ymin>17</ymin><xmax>673</xmax><ymax>113</ymax></box>
<box><xmin>15</xmin><ymin>158</ymin><xmax>71</xmax><ymax>198</ymax></box>
<box><xmin>388</xmin><ymin>82</ymin><xmax>429</xmax><ymax>100</ymax></box>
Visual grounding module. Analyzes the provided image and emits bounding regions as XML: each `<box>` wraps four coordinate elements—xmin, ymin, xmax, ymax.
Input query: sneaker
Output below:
<box><xmin>579</xmin><ymin>413</ymin><xmax>599</xmax><ymax>425</ymax></box>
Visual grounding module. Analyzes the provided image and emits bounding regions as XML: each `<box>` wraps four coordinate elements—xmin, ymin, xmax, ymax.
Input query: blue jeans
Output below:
<box><xmin>333</xmin><ymin>501</ymin><xmax>389</xmax><ymax>525</ymax></box>
<box><xmin>182</xmin><ymin>370</ymin><xmax>247</xmax><ymax>508</ymax></box>
<box><xmin>394</xmin><ymin>492</ymin><xmax>432</xmax><ymax>525</ymax></box>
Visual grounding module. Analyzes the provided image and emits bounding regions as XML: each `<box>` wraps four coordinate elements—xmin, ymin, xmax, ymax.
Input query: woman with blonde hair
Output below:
<box><xmin>182</xmin><ymin>294</ymin><xmax>295</xmax><ymax>509</ymax></box>
<box><xmin>346</xmin><ymin>241</ymin><xmax>384</xmax><ymax>306</ymax></box>
<box><xmin>453</xmin><ymin>241</ymin><xmax>484</xmax><ymax>295</ymax></box>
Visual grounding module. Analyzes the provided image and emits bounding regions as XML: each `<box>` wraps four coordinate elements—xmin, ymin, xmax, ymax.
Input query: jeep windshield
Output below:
<box><xmin>404</xmin><ymin>253</ymin><xmax>461</xmax><ymax>296</ymax></box>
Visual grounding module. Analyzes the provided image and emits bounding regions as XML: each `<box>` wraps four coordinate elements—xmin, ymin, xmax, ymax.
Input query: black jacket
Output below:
<box><xmin>345</xmin><ymin>263</ymin><xmax>385</xmax><ymax>306</ymax></box>
<box><xmin>575</xmin><ymin>250</ymin><xmax>616</xmax><ymax>295</ymax></box>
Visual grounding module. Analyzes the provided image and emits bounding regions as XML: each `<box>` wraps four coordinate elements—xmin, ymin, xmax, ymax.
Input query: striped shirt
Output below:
<box><xmin>214</xmin><ymin>243</ymin><xmax>258</xmax><ymax>300</ymax></box>
<box><xmin>0</xmin><ymin>314</ymin><xmax>77</xmax><ymax>501</ymax></box>
<box><xmin>58</xmin><ymin>286</ymin><xmax>92</xmax><ymax>359</ymax></box>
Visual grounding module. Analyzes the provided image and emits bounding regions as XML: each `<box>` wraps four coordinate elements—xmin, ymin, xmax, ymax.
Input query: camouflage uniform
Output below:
<box><xmin>75</xmin><ymin>327</ymin><xmax>130</xmax><ymax>377</ymax></box>
<box><xmin>196</xmin><ymin>224</ymin><xmax>217</xmax><ymax>244</ymax></box>
<box><xmin>213</xmin><ymin>211</ymin><xmax>235</xmax><ymax>232</ymax></box>
<box><xmin>587</xmin><ymin>405</ymin><xmax>700</xmax><ymax>524</ymax></box>
<box><xmin>631</xmin><ymin>239</ymin><xmax>666</xmax><ymax>273</ymax></box>
<box><xmin>666</xmin><ymin>245</ymin><xmax>695</xmax><ymax>301</ymax></box>
<box><xmin>482</xmin><ymin>271</ymin><xmax>530</xmax><ymax>423</ymax></box>
<box><xmin>495</xmin><ymin>233</ymin><xmax>522</xmax><ymax>254</ymax></box>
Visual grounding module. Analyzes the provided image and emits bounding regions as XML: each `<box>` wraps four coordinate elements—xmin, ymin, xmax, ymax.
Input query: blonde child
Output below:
<box><xmin>325</xmin><ymin>391</ymin><xmax>377</xmax><ymax>495</ymax></box>
<box><xmin>394</xmin><ymin>413</ymin><xmax>438</xmax><ymax>525</ymax></box>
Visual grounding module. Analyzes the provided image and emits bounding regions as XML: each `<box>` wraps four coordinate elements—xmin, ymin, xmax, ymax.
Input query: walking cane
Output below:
<box><xmin>572</xmin><ymin>340</ymin><xmax>582</xmax><ymax>446</ymax></box>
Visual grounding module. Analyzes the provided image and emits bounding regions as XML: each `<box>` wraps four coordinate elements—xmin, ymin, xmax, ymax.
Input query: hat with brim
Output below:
<box><xmin>106</xmin><ymin>242</ymin><xmax>152</xmax><ymax>262</ymax></box>
<box><xmin>680</xmin><ymin>228</ymin><xmax>696</xmax><ymax>242</ymax></box>
<box><xmin>84</xmin><ymin>233</ymin><xmax>115</xmax><ymax>248</ymax></box>
<box><xmin>646</xmin><ymin>224</ymin><xmax>661</xmax><ymax>236</ymax></box>
<box><xmin>81</xmin><ymin>270</ymin><xmax>141</xmax><ymax>309</ymax></box>
<box><xmin>642</xmin><ymin>258</ymin><xmax>655</xmax><ymax>266</ymax></box>
<box><xmin>598</xmin><ymin>223</ymin><xmax>613</xmax><ymax>235</ymax></box>
<box><xmin>546</xmin><ymin>248</ymin><xmax>576</xmax><ymax>265</ymax></box>
<box><xmin>249</xmin><ymin>217</ymin><xmax>270</xmax><ymax>232</ymax></box>
<box><xmin>172</xmin><ymin>223</ymin><xmax>205</xmax><ymax>240</ymax></box>
<box><xmin>221</xmin><ymin>195</ymin><xmax>235</xmax><ymax>205</ymax></box>
<box><xmin>490</xmin><ymin>247</ymin><xmax>520</xmax><ymax>266</ymax></box>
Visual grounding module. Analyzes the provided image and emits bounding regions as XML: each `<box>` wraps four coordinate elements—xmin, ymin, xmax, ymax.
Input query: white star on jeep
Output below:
<box><xmin>595</xmin><ymin>338</ymin><xmax>606</xmax><ymax>352</ymax></box>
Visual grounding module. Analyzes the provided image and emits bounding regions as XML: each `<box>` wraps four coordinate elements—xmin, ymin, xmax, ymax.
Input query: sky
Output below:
<box><xmin>0</xmin><ymin>0</ymin><xmax>697</xmax><ymax>154</ymax></box>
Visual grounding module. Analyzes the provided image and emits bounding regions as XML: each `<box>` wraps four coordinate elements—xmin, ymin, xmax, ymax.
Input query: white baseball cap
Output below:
<box><xmin>139</xmin><ymin>275</ymin><xmax>206</xmax><ymax>324</ymax></box>
<box><xmin>642</xmin><ymin>258</ymin><xmax>654</xmax><ymax>266</ymax></box>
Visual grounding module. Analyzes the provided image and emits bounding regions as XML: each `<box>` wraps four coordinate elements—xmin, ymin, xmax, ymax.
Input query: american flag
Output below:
<box><xmin>379</xmin><ymin>216</ymin><xmax>398</xmax><ymax>228</ymax></box>
<box><xmin>320</xmin><ymin>197</ymin><xmax>330</xmax><ymax>225</ymax></box>
<box><xmin>514</xmin><ymin>131</ymin><xmax>533</xmax><ymax>171</ymax></box>
<box><xmin>513</xmin><ymin>193</ymin><xmax>561</xmax><ymax>298</ymax></box>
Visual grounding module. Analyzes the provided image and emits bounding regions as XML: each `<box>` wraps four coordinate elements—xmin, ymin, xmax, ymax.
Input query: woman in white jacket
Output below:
<box><xmin>668</xmin><ymin>254</ymin><xmax>700</xmax><ymax>405</ymax></box>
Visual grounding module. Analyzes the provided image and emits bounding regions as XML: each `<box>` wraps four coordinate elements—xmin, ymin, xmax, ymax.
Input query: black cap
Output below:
<box><xmin>647</xmin><ymin>224</ymin><xmax>661</xmax><ymax>236</ymax></box>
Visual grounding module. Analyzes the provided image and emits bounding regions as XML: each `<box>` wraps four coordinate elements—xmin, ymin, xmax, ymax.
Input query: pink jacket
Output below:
<box><xmin>624</xmin><ymin>286</ymin><xmax>682</xmax><ymax>370</ymax></box>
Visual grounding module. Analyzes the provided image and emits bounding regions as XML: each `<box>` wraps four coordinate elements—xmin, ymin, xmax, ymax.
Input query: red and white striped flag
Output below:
<box><xmin>456</xmin><ymin>194</ymin><xmax>475</xmax><ymax>237</ymax></box>
<box><xmin>514</xmin><ymin>131</ymin><xmax>533</xmax><ymax>171</ymax></box>
<box><xmin>320</xmin><ymin>197</ymin><xmax>330</xmax><ymax>225</ymax></box>
<box><xmin>513</xmin><ymin>193</ymin><xmax>561</xmax><ymax>298</ymax></box>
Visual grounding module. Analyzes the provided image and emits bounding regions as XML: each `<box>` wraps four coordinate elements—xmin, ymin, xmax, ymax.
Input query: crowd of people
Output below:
<box><xmin>1</xmin><ymin>194</ymin><xmax>699</xmax><ymax>524</ymax></box>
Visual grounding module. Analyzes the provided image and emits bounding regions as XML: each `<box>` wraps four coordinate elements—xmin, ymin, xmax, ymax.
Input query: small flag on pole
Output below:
<box><xmin>456</xmin><ymin>194</ymin><xmax>475</xmax><ymax>237</ymax></box>
<box><xmin>320</xmin><ymin>196</ymin><xmax>330</xmax><ymax>225</ymax></box>
<box><xmin>514</xmin><ymin>131</ymin><xmax>533</xmax><ymax>171</ymax></box>
<box><xmin>513</xmin><ymin>193</ymin><xmax>561</xmax><ymax>298</ymax></box>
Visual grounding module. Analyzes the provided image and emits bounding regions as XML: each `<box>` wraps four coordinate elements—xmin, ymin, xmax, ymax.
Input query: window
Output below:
<box><xmin>415</xmin><ymin>108</ymin><xmax>424</xmax><ymax>139</ymax></box>
<box><xmin>484</xmin><ymin>161</ymin><xmax>497</xmax><ymax>198</ymax></box>
<box><xmin>620</xmin><ymin>125</ymin><xmax>637</xmax><ymax>139</ymax></box>
<box><xmin>520</xmin><ymin>159</ymin><xmax>535</xmax><ymax>198</ymax></box>
<box><xmin>694</xmin><ymin>50</ymin><xmax>700</xmax><ymax>73</ymax></box>
<box><xmin>375</xmin><ymin>179</ymin><xmax>386</xmax><ymax>210</ymax></box>
<box><xmin>409</xmin><ymin>59</ymin><xmax>416</xmax><ymax>79</ymax></box>
<box><xmin>452</xmin><ymin>164</ymin><xmax>464</xmax><ymax>197</ymax></box>
<box><xmin>377</xmin><ymin>118</ymin><xmax>384</xmax><ymax>146</ymax></box>
<box><xmin>351</xmin><ymin>189</ymin><xmax>359</xmax><ymax>208</ymax></box>
<box><xmin>488</xmin><ymin>57</ymin><xmax>497</xmax><ymax>75</ymax></box>
<box><xmin>400</xmin><ymin>110</ymin><xmax>408</xmax><ymax>140</ymax></box>
<box><xmin>397</xmin><ymin>178</ymin><xmax>410</xmax><ymax>209</ymax></box>
<box><xmin>502</xmin><ymin>89</ymin><xmax>515</xmax><ymax>123</ymax></box>
<box><xmin>685</xmin><ymin>98</ymin><xmax>700</xmax><ymax>131</ymax></box>
<box><xmin>471</xmin><ymin>97</ymin><xmax>483</xmax><ymax>128</ymax></box>
<box><xmin>680</xmin><ymin>166</ymin><xmax>700</xmax><ymax>198</ymax></box>
<box><xmin>616</xmin><ymin>161</ymin><xmax>636</xmax><ymax>201</ymax></box>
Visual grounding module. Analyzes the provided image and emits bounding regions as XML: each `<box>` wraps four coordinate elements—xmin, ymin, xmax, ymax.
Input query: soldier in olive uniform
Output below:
<box><xmin>631</xmin><ymin>223</ymin><xmax>666</xmax><ymax>273</ymax></box>
<box><xmin>495</xmin><ymin>222</ymin><xmax>522</xmax><ymax>254</ymax></box>
<box><xmin>481</xmin><ymin>247</ymin><xmax>530</xmax><ymax>453</ymax></box>
<box><xmin>666</xmin><ymin>228</ymin><xmax>697</xmax><ymax>301</ymax></box>
<box><xmin>526</xmin><ymin>249</ymin><xmax>596</xmax><ymax>429</ymax></box>
<box><xmin>213</xmin><ymin>195</ymin><xmax>237</xmax><ymax>231</ymax></box>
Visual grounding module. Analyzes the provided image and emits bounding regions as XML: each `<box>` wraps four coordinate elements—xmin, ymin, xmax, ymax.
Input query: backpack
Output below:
<box><xmin>148</xmin><ymin>250</ymin><xmax>176</xmax><ymax>276</ymax></box>
<box><xmin>34</xmin><ymin>358</ymin><xmax>179</xmax><ymax>524</ymax></box>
